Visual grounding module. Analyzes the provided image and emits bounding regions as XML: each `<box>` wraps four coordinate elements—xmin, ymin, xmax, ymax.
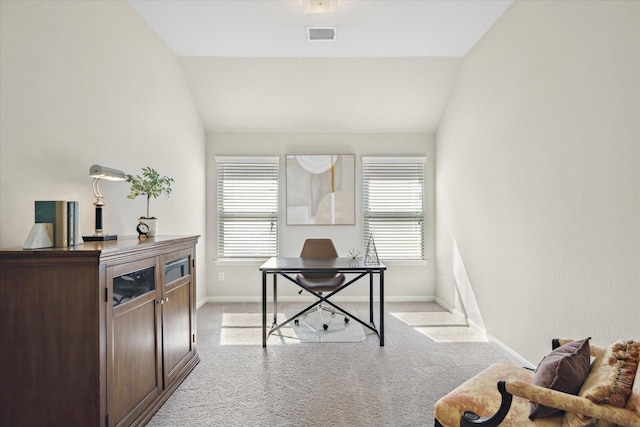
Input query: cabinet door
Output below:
<box><xmin>161</xmin><ymin>248</ymin><xmax>195</xmax><ymax>387</ymax></box>
<box><xmin>107</xmin><ymin>258</ymin><xmax>162</xmax><ymax>427</ymax></box>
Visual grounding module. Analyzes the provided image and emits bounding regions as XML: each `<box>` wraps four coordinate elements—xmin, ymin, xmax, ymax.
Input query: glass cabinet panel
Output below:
<box><xmin>165</xmin><ymin>257</ymin><xmax>190</xmax><ymax>285</ymax></box>
<box><xmin>113</xmin><ymin>266</ymin><xmax>155</xmax><ymax>306</ymax></box>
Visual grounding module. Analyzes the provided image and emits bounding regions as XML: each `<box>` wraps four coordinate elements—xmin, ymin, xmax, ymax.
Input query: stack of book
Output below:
<box><xmin>34</xmin><ymin>200</ymin><xmax>80</xmax><ymax>247</ymax></box>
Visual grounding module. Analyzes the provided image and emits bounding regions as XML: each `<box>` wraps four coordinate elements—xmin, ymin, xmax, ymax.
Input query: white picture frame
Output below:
<box><xmin>286</xmin><ymin>154</ymin><xmax>355</xmax><ymax>225</ymax></box>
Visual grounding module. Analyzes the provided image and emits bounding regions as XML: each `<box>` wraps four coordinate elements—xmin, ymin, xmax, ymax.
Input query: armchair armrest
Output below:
<box><xmin>460</xmin><ymin>380</ymin><xmax>639</xmax><ymax>427</ymax></box>
<box><xmin>505</xmin><ymin>379</ymin><xmax>639</xmax><ymax>427</ymax></box>
<box><xmin>459</xmin><ymin>381</ymin><xmax>513</xmax><ymax>427</ymax></box>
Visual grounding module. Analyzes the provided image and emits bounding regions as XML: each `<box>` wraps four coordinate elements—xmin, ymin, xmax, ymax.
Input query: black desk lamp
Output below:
<box><xmin>82</xmin><ymin>164</ymin><xmax>126</xmax><ymax>242</ymax></box>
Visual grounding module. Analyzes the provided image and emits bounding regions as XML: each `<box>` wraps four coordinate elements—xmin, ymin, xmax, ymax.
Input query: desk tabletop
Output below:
<box><xmin>260</xmin><ymin>257</ymin><xmax>386</xmax><ymax>272</ymax></box>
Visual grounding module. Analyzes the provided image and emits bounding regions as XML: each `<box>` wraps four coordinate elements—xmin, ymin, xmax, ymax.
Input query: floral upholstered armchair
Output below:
<box><xmin>434</xmin><ymin>338</ymin><xmax>640</xmax><ymax>427</ymax></box>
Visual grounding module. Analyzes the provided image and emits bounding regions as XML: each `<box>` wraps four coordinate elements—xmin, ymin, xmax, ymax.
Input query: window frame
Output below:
<box><xmin>215</xmin><ymin>156</ymin><xmax>280</xmax><ymax>259</ymax></box>
<box><xmin>362</xmin><ymin>156</ymin><xmax>426</xmax><ymax>261</ymax></box>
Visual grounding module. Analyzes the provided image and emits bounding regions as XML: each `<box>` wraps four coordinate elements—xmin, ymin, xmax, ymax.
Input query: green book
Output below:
<box><xmin>35</xmin><ymin>200</ymin><xmax>68</xmax><ymax>248</ymax></box>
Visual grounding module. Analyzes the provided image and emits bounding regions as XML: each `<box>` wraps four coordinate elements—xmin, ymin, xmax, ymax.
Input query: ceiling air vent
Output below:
<box><xmin>307</xmin><ymin>27</ymin><xmax>337</xmax><ymax>42</ymax></box>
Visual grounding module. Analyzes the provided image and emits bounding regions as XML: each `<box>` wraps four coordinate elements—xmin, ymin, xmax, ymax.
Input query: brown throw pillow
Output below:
<box><xmin>529</xmin><ymin>337</ymin><xmax>592</xmax><ymax>419</ymax></box>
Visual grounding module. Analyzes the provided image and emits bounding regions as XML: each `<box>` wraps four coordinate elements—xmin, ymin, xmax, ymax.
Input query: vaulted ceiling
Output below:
<box><xmin>129</xmin><ymin>1</ymin><xmax>512</xmax><ymax>133</ymax></box>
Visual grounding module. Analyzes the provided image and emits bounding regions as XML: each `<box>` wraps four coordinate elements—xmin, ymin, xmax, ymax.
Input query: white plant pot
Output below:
<box><xmin>139</xmin><ymin>218</ymin><xmax>158</xmax><ymax>237</ymax></box>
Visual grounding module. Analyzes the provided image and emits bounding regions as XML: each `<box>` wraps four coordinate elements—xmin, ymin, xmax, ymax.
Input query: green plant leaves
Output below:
<box><xmin>126</xmin><ymin>167</ymin><xmax>174</xmax><ymax>218</ymax></box>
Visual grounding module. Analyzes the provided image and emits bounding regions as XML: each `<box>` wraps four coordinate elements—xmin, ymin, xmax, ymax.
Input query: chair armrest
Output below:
<box><xmin>459</xmin><ymin>381</ymin><xmax>512</xmax><ymax>427</ymax></box>
<box><xmin>459</xmin><ymin>380</ymin><xmax>639</xmax><ymax>427</ymax></box>
<box><xmin>505</xmin><ymin>379</ymin><xmax>639</xmax><ymax>427</ymax></box>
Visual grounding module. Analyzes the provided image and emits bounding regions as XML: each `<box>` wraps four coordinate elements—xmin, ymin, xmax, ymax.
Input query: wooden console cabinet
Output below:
<box><xmin>0</xmin><ymin>235</ymin><xmax>200</xmax><ymax>426</ymax></box>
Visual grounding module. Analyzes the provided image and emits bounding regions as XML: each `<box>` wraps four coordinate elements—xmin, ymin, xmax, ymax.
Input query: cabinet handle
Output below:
<box><xmin>157</xmin><ymin>297</ymin><xmax>169</xmax><ymax>305</ymax></box>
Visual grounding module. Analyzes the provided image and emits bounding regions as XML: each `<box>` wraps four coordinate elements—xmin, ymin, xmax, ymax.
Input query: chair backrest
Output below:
<box><xmin>299</xmin><ymin>239</ymin><xmax>339</xmax><ymax>258</ymax></box>
<box><xmin>299</xmin><ymin>239</ymin><xmax>342</xmax><ymax>282</ymax></box>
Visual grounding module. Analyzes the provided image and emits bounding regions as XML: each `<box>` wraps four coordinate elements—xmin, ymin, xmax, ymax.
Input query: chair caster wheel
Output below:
<box><xmin>294</xmin><ymin>319</ymin><xmax>299</xmax><ymax>326</ymax></box>
<box><xmin>344</xmin><ymin>318</ymin><xmax>349</xmax><ymax>323</ymax></box>
<box><xmin>323</xmin><ymin>324</ymin><xmax>328</xmax><ymax>331</ymax></box>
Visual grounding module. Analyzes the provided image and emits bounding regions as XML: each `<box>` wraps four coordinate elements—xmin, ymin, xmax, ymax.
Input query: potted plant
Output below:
<box><xmin>126</xmin><ymin>167</ymin><xmax>174</xmax><ymax>236</ymax></box>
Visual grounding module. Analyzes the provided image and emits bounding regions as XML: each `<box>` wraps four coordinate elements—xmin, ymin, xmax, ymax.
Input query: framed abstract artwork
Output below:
<box><xmin>286</xmin><ymin>154</ymin><xmax>355</xmax><ymax>225</ymax></box>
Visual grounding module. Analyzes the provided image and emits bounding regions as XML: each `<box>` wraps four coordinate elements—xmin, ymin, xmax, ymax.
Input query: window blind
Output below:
<box><xmin>216</xmin><ymin>157</ymin><xmax>279</xmax><ymax>258</ymax></box>
<box><xmin>363</xmin><ymin>157</ymin><xmax>425</xmax><ymax>260</ymax></box>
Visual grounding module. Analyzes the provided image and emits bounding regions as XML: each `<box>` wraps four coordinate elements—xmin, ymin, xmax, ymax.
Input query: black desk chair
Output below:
<box><xmin>294</xmin><ymin>238</ymin><xmax>349</xmax><ymax>331</ymax></box>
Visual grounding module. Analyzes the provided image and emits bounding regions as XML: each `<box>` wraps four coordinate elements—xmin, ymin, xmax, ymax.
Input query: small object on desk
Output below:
<box><xmin>364</xmin><ymin>234</ymin><xmax>379</xmax><ymax>264</ymax></box>
<box><xmin>23</xmin><ymin>223</ymin><xmax>54</xmax><ymax>249</ymax></box>
<box><xmin>348</xmin><ymin>248</ymin><xmax>362</xmax><ymax>260</ymax></box>
<box><xmin>137</xmin><ymin>222</ymin><xmax>149</xmax><ymax>239</ymax></box>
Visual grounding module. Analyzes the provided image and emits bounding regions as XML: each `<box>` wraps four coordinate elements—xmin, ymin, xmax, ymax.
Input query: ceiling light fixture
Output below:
<box><xmin>304</xmin><ymin>0</ymin><xmax>337</xmax><ymax>14</ymax></box>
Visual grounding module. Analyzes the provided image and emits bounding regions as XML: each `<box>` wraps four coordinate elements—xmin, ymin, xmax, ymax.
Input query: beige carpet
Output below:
<box><xmin>148</xmin><ymin>301</ymin><xmax>520</xmax><ymax>427</ymax></box>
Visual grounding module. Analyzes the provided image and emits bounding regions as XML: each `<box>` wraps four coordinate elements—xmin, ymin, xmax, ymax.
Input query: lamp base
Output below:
<box><xmin>82</xmin><ymin>235</ymin><xmax>118</xmax><ymax>242</ymax></box>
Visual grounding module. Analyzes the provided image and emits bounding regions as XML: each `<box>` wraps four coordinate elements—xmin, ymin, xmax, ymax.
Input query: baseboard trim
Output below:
<box><xmin>486</xmin><ymin>333</ymin><xmax>534</xmax><ymax>368</ymax></box>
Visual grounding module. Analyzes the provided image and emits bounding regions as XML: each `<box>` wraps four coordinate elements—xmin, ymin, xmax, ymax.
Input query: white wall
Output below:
<box><xmin>436</xmin><ymin>1</ymin><xmax>640</xmax><ymax>364</ymax></box>
<box><xmin>206</xmin><ymin>132</ymin><xmax>435</xmax><ymax>302</ymax></box>
<box><xmin>0</xmin><ymin>1</ymin><xmax>207</xmax><ymax>301</ymax></box>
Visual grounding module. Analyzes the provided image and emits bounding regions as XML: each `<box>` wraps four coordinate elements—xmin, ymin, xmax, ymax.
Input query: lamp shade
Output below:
<box><xmin>89</xmin><ymin>165</ymin><xmax>126</xmax><ymax>181</ymax></box>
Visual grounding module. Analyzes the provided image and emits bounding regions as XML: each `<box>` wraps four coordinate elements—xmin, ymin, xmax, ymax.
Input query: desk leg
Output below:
<box><xmin>369</xmin><ymin>271</ymin><xmax>374</xmax><ymax>324</ymax></box>
<box><xmin>273</xmin><ymin>274</ymin><xmax>278</xmax><ymax>326</ymax></box>
<box><xmin>262</xmin><ymin>271</ymin><xmax>267</xmax><ymax>348</ymax></box>
<box><xmin>380</xmin><ymin>270</ymin><xmax>384</xmax><ymax>347</ymax></box>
